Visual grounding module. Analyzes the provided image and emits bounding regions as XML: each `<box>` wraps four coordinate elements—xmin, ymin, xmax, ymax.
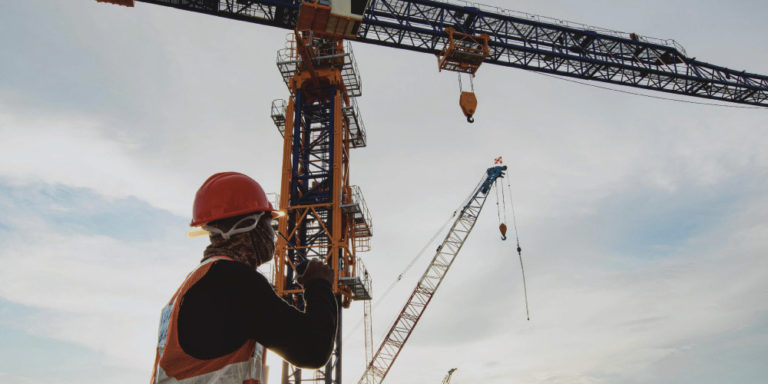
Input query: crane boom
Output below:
<box><xmin>441</xmin><ymin>368</ymin><xmax>458</xmax><ymax>384</ymax></box>
<box><xmin>359</xmin><ymin>165</ymin><xmax>507</xmax><ymax>384</ymax></box>
<box><xmin>130</xmin><ymin>0</ymin><xmax>768</xmax><ymax>106</ymax></box>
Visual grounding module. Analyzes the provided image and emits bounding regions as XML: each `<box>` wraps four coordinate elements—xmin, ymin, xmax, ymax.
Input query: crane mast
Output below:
<box><xmin>269</xmin><ymin>33</ymin><xmax>373</xmax><ymax>384</ymax></box>
<box><xmin>359</xmin><ymin>165</ymin><xmax>507</xmax><ymax>384</ymax></box>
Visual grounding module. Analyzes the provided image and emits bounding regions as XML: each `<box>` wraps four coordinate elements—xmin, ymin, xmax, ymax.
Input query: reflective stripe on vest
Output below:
<box><xmin>152</xmin><ymin>256</ymin><xmax>266</xmax><ymax>384</ymax></box>
<box><xmin>154</xmin><ymin>345</ymin><xmax>264</xmax><ymax>384</ymax></box>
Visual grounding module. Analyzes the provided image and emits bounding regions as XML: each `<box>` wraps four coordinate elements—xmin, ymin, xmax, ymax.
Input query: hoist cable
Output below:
<box><xmin>381</xmin><ymin>209</ymin><xmax>455</xmax><ymax>303</ymax></box>
<box><xmin>505</xmin><ymin>177</ymin><xmax>530</xmax><ymax>321</ymax></box>
<box><xmin>457</xmin><ymin>73</ymin><xmax>476</xmax><ymax>93</ymax></box>
<box><xmin>494</xmin><ymin>179</ymin><xmax>502</xmax><ymax>223</ymax></box>
<box><xmin>345</xmin><ymin>175</ymin><xmax>488</xmax><ymax>343</ymax></box>
<box><xmin>500</xmin><ymin>177</ymin><xmax>508</xmax><ymax>223</ymax></box>
<box><xmin>507</xmin><ymin>178</ymin><xmax>520</xmax><ymax>241</ymax></box>
<box><xmin>342</xmin><ymin>208</ymin><xmax>458</xmax><ymax>342</ymax></box>
<box><xmin>534</xmin><ymin>71</ymin><xmax>762</xmax><ymax>109</ymax></box>
<box><xmin>517</xmin><ymin>246</ymin><xmax>531</xmax><ymax>321</ymax></box>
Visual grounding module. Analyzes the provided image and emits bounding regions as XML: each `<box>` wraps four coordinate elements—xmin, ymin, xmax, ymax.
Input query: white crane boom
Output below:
<box><xmin>359</xmin><ymin>166</ymin><xmax>507</xmax><ymax>384</ymax></box>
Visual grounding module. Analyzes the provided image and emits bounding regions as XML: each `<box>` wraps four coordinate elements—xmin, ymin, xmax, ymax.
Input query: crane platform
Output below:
<box><xmin>276</xmin><ymin>39</ymin><xmax>362</xmax><ymax>98</ymax></box>
<box><xmin>339</xmin><ymin>257</ymin><xmax>372</xmax><ymax>301</ymax></box>
<box><xmin>342</xmin><ymin>185</ymin><xmax>373</xmax><ymax>252</ymax></box>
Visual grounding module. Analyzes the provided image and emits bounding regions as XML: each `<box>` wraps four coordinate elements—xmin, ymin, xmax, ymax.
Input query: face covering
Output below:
<box><xmin>249</xmin><ymin>219</ymin><xmax>275</xmax><ymax>266</ymax></box>
<box><xmin>202</xmin><ymin>213</ymin><xmax>275</xmax><ymax>269</ymax></box>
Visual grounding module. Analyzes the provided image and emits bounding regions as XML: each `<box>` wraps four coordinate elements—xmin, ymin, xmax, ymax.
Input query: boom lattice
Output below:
<box><xmin>359</xmin><ymin>166</ymin><xmax>506</xmax><ymax>384</ymax></box>
<box><xmin>134</xmin><ymin>0</ymin><xmax>768</xmax><ymax>106</ymax></box>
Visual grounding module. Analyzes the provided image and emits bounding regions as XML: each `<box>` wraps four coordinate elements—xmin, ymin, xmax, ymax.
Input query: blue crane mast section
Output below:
<box><xmin>133</xmin><ymin>0</ymin><xmax>768</xmax><ymax>106</ymax></box>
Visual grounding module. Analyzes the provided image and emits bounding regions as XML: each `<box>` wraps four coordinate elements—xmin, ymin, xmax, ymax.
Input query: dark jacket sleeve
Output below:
<box><xmin>251</xmin><ymin>278</ymin><xmax>338</xmax><ymax>369</ymax></box>
<box><xmin>178</xmin><ymin>260</ymin><xmax>338</xmax><ymax>369</ymax></box>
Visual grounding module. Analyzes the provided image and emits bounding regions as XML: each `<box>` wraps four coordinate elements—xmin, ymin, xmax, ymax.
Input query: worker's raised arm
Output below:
<box><xmin>249</xmin><ymin>262</ymin><xmax>338</xmax><ymax>369</ymax></box>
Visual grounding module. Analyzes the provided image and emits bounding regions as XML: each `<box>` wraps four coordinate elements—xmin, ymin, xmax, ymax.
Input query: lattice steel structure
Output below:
<box><xmin>359</xmin><ymin>165</ymin><xmax>506</xmax><ymax>384</ymax></box>
<box><xmin>93</xmin><ymin>2</ymin><xmax>768</xmax><ymax>384</ymax></box>
<box><xmin>272</xmin><ymin>33</ymin><xmax>372</xmax><ymax>384</ymax></box>
<box><xmin>134</xmin><ymin>0</ymin><xmax>768</xmax><ymax>106</ymax></box>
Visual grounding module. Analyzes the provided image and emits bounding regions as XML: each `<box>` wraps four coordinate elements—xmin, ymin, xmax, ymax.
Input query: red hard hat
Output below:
<box><xmin>191</xmin><ymin>172</ymin><xmax>276</xmax><ymax>226</ymax></box>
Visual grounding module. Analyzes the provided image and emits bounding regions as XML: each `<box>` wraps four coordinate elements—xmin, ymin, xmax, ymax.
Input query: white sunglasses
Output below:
<box><xmin>187</xmin><ymin>213</ymin><xmax>264</xmax><ymax>240</ymax></box>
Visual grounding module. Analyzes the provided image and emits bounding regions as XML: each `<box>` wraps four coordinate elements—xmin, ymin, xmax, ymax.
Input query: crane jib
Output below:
<box><xmin>132</xmin><ymin>0</ymin><xmax>768</xmax><ymax>106</ymax></box>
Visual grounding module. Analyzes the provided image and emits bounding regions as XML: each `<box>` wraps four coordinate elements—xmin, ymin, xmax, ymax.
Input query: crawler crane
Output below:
<box><xmin>442</xmin><ymin>368</ymin><xmax>458</xmax><ymax>384</ymax></box>
<box><xmin>359</xmin><ymin>165</ymin><xmax>508</xmax><ymax>384</ymax></box>
<box><xmin>93</xmin><ymin>2</ymin><xmax>768</xmax><ymax>384</ymax></box>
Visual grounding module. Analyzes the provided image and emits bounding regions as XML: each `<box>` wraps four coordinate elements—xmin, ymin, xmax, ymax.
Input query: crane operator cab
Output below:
<box><xmin>296</xmin><ymin>0</ymin><xmax>371</xmax><ymax>39</ymax></box>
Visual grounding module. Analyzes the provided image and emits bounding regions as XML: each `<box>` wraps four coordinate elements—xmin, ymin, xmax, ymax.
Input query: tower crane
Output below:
<box><xmin>92</xmin><ymin>2</ymin><xmax>768</xmax><ymax>384</ymax></box>
<box><xmin>359</xmin><ymin>165</ymin><xmax>507</xmax><ymax>384</ymax></box>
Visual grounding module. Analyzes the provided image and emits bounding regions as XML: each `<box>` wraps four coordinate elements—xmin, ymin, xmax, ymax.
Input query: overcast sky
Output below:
<box><xmin>1</xmin><ymin>1</ymin><xmax>767</xmax><ymax>383</ymax></box>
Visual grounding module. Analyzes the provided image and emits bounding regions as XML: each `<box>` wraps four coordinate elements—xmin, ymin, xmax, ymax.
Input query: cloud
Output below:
<box><xmin>3</xmin><ymin>1</ymin><xmax>768</xmax><ymax>384</ymax></box>
<box><xmin>0</xmin><ymin>109</ymin><xmax>189</xmax><ymax>214</ymax></box>
<box><xmin>0</xmin><ymin>181</ymin><xmax>203</xmax><ymax>376</ymax></box>
<box><xmin>351</xmin><ymin>174</ymin><xmax>768</xmax><ymax>384</ymax></box>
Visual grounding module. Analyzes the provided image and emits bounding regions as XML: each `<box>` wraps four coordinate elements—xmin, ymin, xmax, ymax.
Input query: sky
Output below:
<box><xmin>1</xmin><ymin>0</ymin><xmax>767</xmax><ymax>383</ymax></box>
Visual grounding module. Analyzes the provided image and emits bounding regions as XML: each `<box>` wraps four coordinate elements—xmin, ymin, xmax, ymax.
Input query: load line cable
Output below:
<box><xmin>535</xmin><ymin>71</ymin><xmax>763</xmax><ymax>110</ymax></box>
<box><xmin>360</xmin><ymin>175</ymin><xmax>487</xmax><ymax>342</ymax></box>
<box><xmin>342</xmin><ymin>184</ymin><xmax>476</xmax><ymax>342</ymax></box>
<box><xmin>493</xmin><ymin>179</ymin><xmax>504</xmax><ymax>223</ymax></box>
<box><xmin>500</xmin><ymin>178</ymin><xmax>508</xmax><ymax>224</ymax></box>
<box><xmin>505</xmin><ymin>177</ymin><xmax>531</xmax><ymax>321</ymax></box>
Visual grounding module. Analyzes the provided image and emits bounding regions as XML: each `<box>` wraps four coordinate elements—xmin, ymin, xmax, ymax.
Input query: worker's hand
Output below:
<box><xmin>297</xmin><ymin>259</ymin><xmax>333</xmax><ymax>286</ymax></box>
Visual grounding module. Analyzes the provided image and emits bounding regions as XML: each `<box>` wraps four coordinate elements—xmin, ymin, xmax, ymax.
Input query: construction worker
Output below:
<box><xmin>151</xmin><ymin>172</ymin><xmax>338</xmax><ymax>383</ymax></box>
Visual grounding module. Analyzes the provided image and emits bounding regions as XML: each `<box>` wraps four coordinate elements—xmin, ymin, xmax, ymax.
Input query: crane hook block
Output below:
<box><xmin>499</xmin><ymin>223</ymin><xmax>508</xmax><ymax>240</ymax></box>
<box><xmin>460</xmin><ymin>91</ymin><xmax>477</xmax><ymax>123</ymax></box>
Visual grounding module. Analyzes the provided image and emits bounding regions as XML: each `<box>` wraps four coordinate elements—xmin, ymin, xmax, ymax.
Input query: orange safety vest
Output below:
<box><xmin>151</xmin><ymin>256</ymin><xmax>266</xmax><ymax>384</ymax></box>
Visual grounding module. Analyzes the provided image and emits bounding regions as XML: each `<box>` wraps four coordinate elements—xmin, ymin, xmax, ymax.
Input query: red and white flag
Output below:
<box><xmin>494</xmin><ymin>156</ymin><xmax>503</xmax><ymax>164</ymax></box>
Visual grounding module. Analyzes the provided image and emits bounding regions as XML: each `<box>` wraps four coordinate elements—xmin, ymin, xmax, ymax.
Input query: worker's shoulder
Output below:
<box><xmin>205</xmin><ymin>258</ymin><xmax>271</xmax><ymax>287</ymax></box>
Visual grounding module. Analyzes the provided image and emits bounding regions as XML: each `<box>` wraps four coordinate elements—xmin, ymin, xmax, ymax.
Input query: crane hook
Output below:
<box><xmin>459</xmin><ymin>91</ymin><xmax>477</xmax><ymax>124</ymax></box>
<box><xmin>499</xmin><ymin>223</ymin><xmax>507</xmax><ymax>241</ymax></box>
